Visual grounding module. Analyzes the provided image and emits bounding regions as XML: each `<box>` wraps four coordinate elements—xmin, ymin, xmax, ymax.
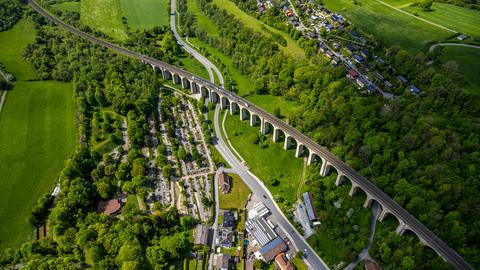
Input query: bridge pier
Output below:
<box><xmin>335</xmin><ymin>174</ymin><xmax>344</xmax><ymax>186</ymax></box>
<box><xmin>163</xmin><ymin>70</ymin><xmax>172</xmax><ymax>80</ymax></box>
<box><xmin>307</xmin><ymin>152</ymin><xmax>316</xmax><ymax>165</ymax></box>
<box><xmin>191</xmin><ymin>82</ymin><xmax>199</xmax><ymax>94</ymax></box>
<box><xmin>220</xmin><ymin>96</ymin><xmax>228</xmax><ymax>109</ymax></box>
<box><xmin>320</xmin><ymin>161</ymin><xmax>330</xmax><ymax>176</ymax></box>
<box><xmin>181</xmin><ymin>77</ymin><xmax>190</xmax><ymax>89</ymax></box>
<box><xmin>250</xmin><ymin>114</ymin><xmax>257</xmax><ymax>127</ymax></box>
<box><xmin>378</xmin><ymin>208</ymin><xmax>390</xmax><ymax>221</ymax></box>
<box><xmin>260</xmin><ymin>118</ymin><xmax>269</xmax><ymax>134</ymax></box>
<box><xmin>284</xmin><ymin>135</ymin><xmax>292</xmax><ymax>150</ymax></box>
<box><xmin>173</xmin><ymin>74</ymin><xmax>181</xmax><ymax>84</ymax></box>
<box><xmin>272</xmin><ymin>127</ymin><xmax>280</xmax><ymax>142</ymax></box>
<box><xmin>230</xmin><ymin>102</ymin><xmax>237</xmax><ymax>115</ymax></box>
<box><xmin>349</xmin><ymin>183</ymin><xmax>359</xmax><ymax>196</ymax></box>
<box><xmin>240</xmin><ymin>108</ymin><xmax>247</xmax><ymax>121</ymax></box>
<box><xmin>363</xmin><ymin>195</ymin><xmax>374</xmax><ymax>208</ymax></box>
<box><xmin>295</xmin><ymin>144</ymin><xmax>304</xmax><ymax>158</ymax></box>
<box><xmin>396</xmin><ymin>222</ymin><xmax>409</xmax><ymax>236</ymax></box>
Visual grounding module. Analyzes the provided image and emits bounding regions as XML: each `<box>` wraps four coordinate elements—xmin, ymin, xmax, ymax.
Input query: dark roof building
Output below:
<box><xmin>217</xmin><ymin>227</ymin><xmax>234</xmax><ymax>248</ymax></box>
<box><xmin>259</xmin><ymin>237</ymin><xmax>288</xmax><ymax>262</ymax></box>
<box><xmin>398</xmin><ymin>75</ymin><xmax>408</xmax><ymax>84</ymax></box>
<box><xmin>303</xmin><ymin>192</ymin><xmax>317</xmax><ymax>221</ymax></box>
<box><xmin>218</xmin><ymin>172</ymin><xmax>231</xmax><ymax>194</ymax></box>
<box><xmin>194</xmin><ymin>224</ymin><xmax>209</xmax><ymax>245</ymax></box>
<box><xmin>216</xmin><ymin>254</ymin><xmax>231</xmax><ymax>270</ymax></box>
<box><xmin>353</xmin><ymin>54</ymin><xmax>364</xmax><ymax>63</ymax></box>
<box><xmin>348</xmin><ymin>69</ymin><xmax>359</xmax><ymax>79</ymax></box>
<box><xmin>223</xmin><ymin>211</ymin><xmax>237</xmax><ymax>229</ymax></box>
<box><xmin>97</xmin><ymin>199</ymin><xmax>121</xmax><ymax>215</ymax></box>
<box><xmin>407</xmin><ymin>85</ymin><xmax>421</xmax><ymax>95</ymax></box>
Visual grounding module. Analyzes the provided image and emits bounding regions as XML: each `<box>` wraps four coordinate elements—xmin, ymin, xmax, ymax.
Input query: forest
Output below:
<box><xmin>0</xmin><ymin>0</ymin><xmax>24</xmax><ymax>31</ymax></box>
<box><xmin>0</xmin><ymin>2</ymin><xmax>201</xmax><ymax>269</ymax></box>
<box><xmin>182</xmin><ymin>0</ymin><xmax>480</xmax><ymax>268</ymax></box>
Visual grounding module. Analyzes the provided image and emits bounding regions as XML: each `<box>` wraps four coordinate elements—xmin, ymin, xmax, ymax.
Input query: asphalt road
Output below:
<box><xmin>212</xmin><ymin>106</ymin><xmax>329</xmax><ymax>270</ymax></box>
<box><xmin>170</xmin><ymin>0</ymin><xmax>224</xmax><ymax>86</ymax></box>
<box><xmin>28</xmin><ymin>1</ymin><xmax>474</xmax><ymax>269</ymax></box>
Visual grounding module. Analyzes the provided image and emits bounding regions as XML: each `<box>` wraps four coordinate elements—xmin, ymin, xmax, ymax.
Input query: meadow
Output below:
<box><xmin>119</xmin><ymin>0</ymin><xmax>170</xmax><ymax>30</ymax></box>
<box><xmin>223</xmin><ymin>112</ymin><xmax>304</xmax><ymax>205</ymax></box>
<box><xmin>440</xmin><ymin>46</ymin><xmax>480</xmax><ymax>90</ymax></box>
<box><xmin>0</xmin><ymin>19</ymin><xmax>76</xmax><ymax>249</ymax></box>
<box><xmin>322</xmin><ymin>0</ymin><xmax>452</xmax><ymax>51</ymax></box>
<box><xmin>80</xmin><ymin>0</ymin><xmax>129</xmax><ymax>41</ymax></box>
<box><xmin>51</xmin><ymin>1</ymin><xmax>80</xmax><ymax>13</ymax></box>
<box><xmin>403</xmin><ymin>2</ymin><xmax>480</xmax><ymax>38</ymax></box>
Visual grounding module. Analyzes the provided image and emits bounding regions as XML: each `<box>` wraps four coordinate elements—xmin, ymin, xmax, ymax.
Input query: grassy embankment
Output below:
<box><xmin>51</xmin><ymin>1</ymin><xmax>80</xmax><ymax>13</ymax></box>
<box><xmin>0</xmin><ymin>19</ymin><xmax>76</xmax><ymax>249</ymax></box>
<box><xmin>186</xmin><ymin>0</ymin><xmax>298</xmax><ymax>116</ymax></box>
<box><xmin>222</xmin><ymin>112</ymin><xmax>303</xmax><ymax>206</ymax></box>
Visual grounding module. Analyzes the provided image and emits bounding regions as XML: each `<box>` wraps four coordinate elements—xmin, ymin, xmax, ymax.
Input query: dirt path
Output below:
<box><xmin>429</xmin><ymin>43</ymin><xmax>480</xmax><ymax>52</ymax></box>
<box><xmin>376</xmin><ymin>0</ymin><xmax>456</xmax><ymax>33</ymax></box>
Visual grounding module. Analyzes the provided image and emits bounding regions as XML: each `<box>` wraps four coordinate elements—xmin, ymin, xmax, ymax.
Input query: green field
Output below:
<box><xmin>403</xmin><ymin>2</ymin><xmax>480</xmax><ymax>38</ymax></box>
<box><xmin>211</xmin><ymin>0</ymin><xmax>304</xmax><ymax>58</ymax></box>
<box><xmin>323</xmin><ymin>0</ymin><xmax>452</xmax><ymax>51</ymax></box>
<box><xmin>0</xmin><ymin>81</ymin><xmax>76</xmax><ymax>249</ymax></box>
<box><xmin>178</xmin><ymin>54</ymin><xmax>209</xmax><ymax>80</ymax></box>
<box><xmin>80</xmin><ymin>0</ymin><xmax>128</xmax><ymax>41</ymax></box>
<box><xmin>219</xmin><ymin>174</ymin><xmax>251</xmax><ymax>210</ymax></box>
<box><xmin>51</xmin><ymin>1</ymin><xmax>81</xmax><ymax>13</ymax></box>
<box><xmin>223</xmin><ymin>112</ymin><xmax>303</xmax><ymax>205</ymax></box>
<box><xmin>440</xmin><ymin>46</ymin><xmax>480</xmax><ymax>90</ymax></box>
<box><xmin>307</xmin><ymin>231</ymin><xmax>345</xmax><ymax>265</ymax></box>
<box><xmin>120</xmin><ymin>0</ymin><xmax>170</xmax><ymax>30</ymax></box>
<box><xmin>0</xmin><ymin>19</ymin><xmax>37</xmax><ymax>80</ymax></box>
<box><xmin>0</xmin><ymin>18</ymin><xmax>76</xmax><ymax>249</ymax></box>
<box><xmin>186</xmin><ymin>0</ymin><xmax>219</xmax><ymax>36</ymax></box>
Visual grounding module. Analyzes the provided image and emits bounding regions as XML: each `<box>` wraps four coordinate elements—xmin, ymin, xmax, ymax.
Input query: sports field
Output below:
<box><xmin>80</xmin><ymin>0</ymin><xmax>128</xmax><ymax>41</ymax></box>
<box><xmin>0</xmin><ymin>19</ymin><xmax>76</xmax><ymax>249</ymax></box>
<box><xmin>322</xmin><ymin>0</ymin><xmax>453</xmax><ymax>51</ymax></box>
<box><xmin>119</xmin><ymin>0</ymin><xmax>170</xmax><ymax>30</ymax></box>
<box><xmin>440</xmin><ymin>46</ymin><xmax>480</xmax><ymax>90</ymax></box>
<box><xmin>223</xmin><ymin>112</ymin><xmax>303</xmax><ymax>206</ymax></box>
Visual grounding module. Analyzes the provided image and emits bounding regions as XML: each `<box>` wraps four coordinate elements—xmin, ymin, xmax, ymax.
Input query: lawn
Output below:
<box><xmin>51</xmin><ymin>1</ymin><xmax>81</xmax><ymax>13</ymax></box>
<box><xmin>440</xmin><ymin>46</ymin><xmax>480</xmax><ymax>91</ymax></box>
<box><xmin>0</xmin><ymin>19</ymin><xmax>37</xmax><ymax>80</ymax></box>
<box><xmin>0</xmin><ymin>81</ymin><xmax>76</xmax><ymax>249</ymax></box>
<box><xmin>80</xmin><ymin>0</ymin><xmax>128</xmax><ymax>41</ymax></box>
<box><xmin>322</xmin><ymin>0</ymin><xmax>452</xmax><ymax>52</ymax></box>
<box><xmin>126</xmin><ymin>194</ymin><xmax>140</xmax><ymax>210</ymax></box>
<box><xmin>219</xmin><ymin>173</ymin><xmax>251</xmax><ymax>210</ymax></box>
<box><xmin>186</xmin><ymin>0</ymin><xmax>219</xmax><ymax>36</ymax></box>
<box><xmin>120</xmin><ymin>0</ymin><xmax>170</xmax><ymax>31</ymax></box>
<box><xmin>223</xmin><ymin>112</ymin><xmax>303</xmax><ymax>205</ymax></box>
<box><xmin>306</xmin><ymin>231</ymin><xmax>345</xmax><ymax>266</ymax></box>
<box><xmin>211</xmin><ymin>0</ymin><xmax>304</xmax><ymax>58</ymax></box>
<box><xmin>403</xmin><ymin>2</ymin><xmax>480</xmax><ymax>39</ymax></box>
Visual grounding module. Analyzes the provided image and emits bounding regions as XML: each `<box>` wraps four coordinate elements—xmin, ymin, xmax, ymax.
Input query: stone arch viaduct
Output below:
<box><xmin>28</xmin><ymin>1</ymin><xmax>474</xmax><ymax>269</ymax></box>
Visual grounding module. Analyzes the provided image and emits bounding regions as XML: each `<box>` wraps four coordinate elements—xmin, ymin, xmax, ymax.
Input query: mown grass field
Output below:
<box><xmin>0</xmin><ymin>81</ymin><xmax>76</xmax><ymax>249</ymax></box>
<box><xmin>211</xmin><ymin>0</ymin><xmax>304</xmax><ymax>58</ymax></box>
<box><xmin>120</xmin><ymin>0</ymin><xmax>170</xmax><ymax>30</ymax></box>
<box><xmin>80</xmin><ymin>0</ymin><xmax>128</xmax><ymax>41</ymax></box>
<box><xmin>223</xmin><ymin>112</ymin><xmax>303</xmax><ymax>205</ymax></box>
<box><xmin>52</xmin><ymin>1</ymin><xmax>81</xmax><ymax>13</ymax></box>
<box><xmin>403</xmin><ymin>2</ymin><xmax>480</xmax><ymax>38</ymax></box>
<box><xmin>323</xmin><ymin>0</ymin><xmax>452</xmax><ymax>51</ymax></box>
<box><xmin>440</xmin><ymin>46</ymin><xmax>480</xmax><ymax>90</ymax></box>
<box><xmin>0</xmin><ymin>19</ymin><xmax>76</xmax><ymax>250</ymax></box>
<box><xmin>219</xmin><ymin>174</ymin><xmax>251</xmax><ymax>210</ymax></box>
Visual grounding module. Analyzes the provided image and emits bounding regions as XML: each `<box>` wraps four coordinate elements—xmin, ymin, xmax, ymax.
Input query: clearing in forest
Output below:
<box><xmin>80</xmin><ymin>0</ymin><xmax>128</xmax><ymax>41</ymax></box>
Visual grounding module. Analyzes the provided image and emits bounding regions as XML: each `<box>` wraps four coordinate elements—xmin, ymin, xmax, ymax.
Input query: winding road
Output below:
<box><xmin>429</xmin><ymin>42</ymin><xmax>480</xmax><ymax>52</ymax></box>
<box><xmin>27</xmin><ymin>1</ymin><xmax>475</xmax><ymax>269</ymax></box>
